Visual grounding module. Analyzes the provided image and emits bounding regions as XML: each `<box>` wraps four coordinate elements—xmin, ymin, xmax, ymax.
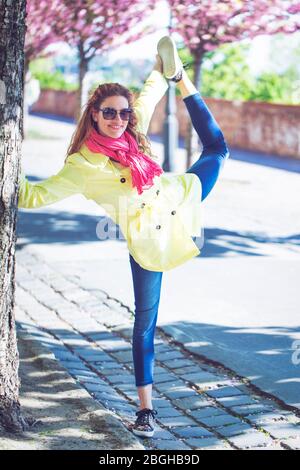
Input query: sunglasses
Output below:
<box><xmin>98</xmin><ymin>107</ymin><xmax>133</xmax><ymax>121</ymax></box>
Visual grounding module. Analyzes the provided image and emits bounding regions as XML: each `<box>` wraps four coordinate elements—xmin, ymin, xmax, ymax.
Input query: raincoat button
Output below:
<box><xmin>156</xmin><ymin>225</ymin><xmax>161</xmax><ymax>230</ymax></box>
<box><xmin>171</xmin><ymin>210</ymin><xmax>176</xmax><ymax>215</ymax></box>
<box><xmin>120</xmin><ymin>177</ymin><xmax>126</xmax><ymax>183</ymax></box>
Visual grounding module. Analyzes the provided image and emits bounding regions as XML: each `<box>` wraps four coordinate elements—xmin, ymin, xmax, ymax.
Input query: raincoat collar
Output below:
<box><xmin>79</xmin><ymin>144</ymin><xmax>110</xmax><ymax>168</ymax></box>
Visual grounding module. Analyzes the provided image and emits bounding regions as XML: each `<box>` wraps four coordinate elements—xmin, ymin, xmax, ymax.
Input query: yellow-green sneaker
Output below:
<box><xmin>157</xmin><ymin>36</ymin><xmax>183</xmax><ymax>82</ymax></box>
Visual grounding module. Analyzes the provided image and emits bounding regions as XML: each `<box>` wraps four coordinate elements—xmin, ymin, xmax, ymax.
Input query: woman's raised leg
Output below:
<box><xmin>178</xmin><ymin>70</ymin><xmax>230</xmax><ymax>201</ymax></box>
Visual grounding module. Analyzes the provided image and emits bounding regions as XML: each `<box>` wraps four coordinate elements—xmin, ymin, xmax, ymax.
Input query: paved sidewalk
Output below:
<box><xmin>0</xmin><ymin>328</ymin><xmax>144</xmax><ymax>450</ymax></box>
<box><xmin>14</xmin><ymin>248</ymin><xmax>300</xmax><ymax>450</ymax></box>
<box><xmin>20</xmin><ymin>113</ymin><xmax>300</xmax><ymax>410</ymax></box>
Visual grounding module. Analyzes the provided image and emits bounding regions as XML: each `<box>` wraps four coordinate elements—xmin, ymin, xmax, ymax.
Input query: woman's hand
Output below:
<box><xmin>153</xmin><ymin>54</ymin><xmax>163</xmax><ymax>74</ymax></box>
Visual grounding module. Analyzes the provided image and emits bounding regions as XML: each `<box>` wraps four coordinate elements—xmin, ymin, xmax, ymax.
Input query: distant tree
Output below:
<box><xmin>169</xmin><ymin>0</ymin><xmax>300</xmax><ymax>166</ymax></box>
<box><xmin>45</xmin><ymin>0</ymin><xmax>157</xmax><ymax>119</ymax></box>
<box><xmin>25</xmin><ymin>0</ymin><xmax>60</xmax><ymax>72</ymax></box>
<box><xmin>200</xmin><ymin>43</ymin><xmax>255</xmax><ymax>101</ymax></box>
<box><xmin>251</xmin><ymin>68</ymin><xmax>300</xmax><ymax>103</ymax></box>
<box><xmin>199</xmin><ymin>40</ymin><xmax>300</xmax><ymax>104</ymax></box>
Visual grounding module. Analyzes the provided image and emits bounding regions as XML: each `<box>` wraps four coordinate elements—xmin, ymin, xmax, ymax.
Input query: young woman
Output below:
<box><xmin>18</xmin><ymin>36</ymin><xmax>229</xmax><ymax>438</ymax></box>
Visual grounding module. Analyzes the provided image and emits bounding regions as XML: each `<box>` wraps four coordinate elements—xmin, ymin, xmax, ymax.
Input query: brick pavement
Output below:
<box><xmin>15</xmin><ymin>249</ymin><xmax>300</xmax><ymax>451</ymax></box>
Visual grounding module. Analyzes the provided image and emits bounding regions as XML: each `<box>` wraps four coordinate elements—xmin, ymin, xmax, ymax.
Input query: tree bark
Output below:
<box><xmin>0</xmin><ymin>0</ymin><xmax>28</xmax><ymax>433</ymax></box>
<box><xmin>185</xmin><ymin>51</ymin><xmax>205</xmax><ymax>170</ymax></box>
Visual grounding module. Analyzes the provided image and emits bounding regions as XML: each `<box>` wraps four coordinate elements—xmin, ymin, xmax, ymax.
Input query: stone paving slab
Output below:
<box><xmin>231</xmin><ymin>403</ymin><xmax>275</xmax><ymax>416</ymax></box>
<box><xmin>245</xmin><ymin>411</ymin><xmax>297</xmax><ymax>426</ymax></box>
<box><xmin>175</xmin><ymin>427</ymin><xmax>215</xmax><ymax>439</ymax></box>
<box><xmin>227</xmin><ymin>429</ymin><xmax>274</xmax><ymax>449</ymax></box>
<box><xmin>263</xmin><ymin>423</ymin><xmax>300</xmax><ymax>440</ymax></box>
<box><xmin>199</xmin><ymin>413</ymin><xmax>242</xmax><ymax>428</ymax></box>
<box><xmin>161</xmin><ymin>416</ymin><xmax>198</xmax><ymax>427</ymax></box>
<box><xmin>173</xmin><ymin>396</ymin><xmax>217</xmax><ymax>410</ymax></box>
<box><xmin>217</xmin><ymin>395</ymin><xmax>261</xmax><ymax>407</ymax></box>
<box><xmin>154</xmin><ymin>408</ymin><xmax>183</xmax><ymax>418</ymax></box>
<box><xmin>283</xmin><ymin>438</ymin><xmax>300</xmax><ymax>450</ymax></box>
<box><xmin>163</xmin><ymin>386</ymin><xmax>198</xmax><ymax>400</ymax></box>
<box><xmin>216</xmin><ymin>423</ymin><xmax>253</xmax><ymax>438</ymax></box>
<box><xmin>14</xmin><ymin>249</ymin><xmax>300</xmax><ymax>450</ymax></box>
<box><xmin>185</xmin><ymin>438</ymin><xmax>232</xmax><ymax>450</ymax></box>
<box><xmin>187</xmin><ymin>407</ymin><xmax>225</xmax><ymax>420</ymax></box>
<box><xmin>206</xmin><ymin>386</ymin><xmax>246</xmax><ymax>399</ymax></box>
<box><xmin>154</xmin><ymin>440</ymin><xmax>192</xmax><ymax>450</ymax></box>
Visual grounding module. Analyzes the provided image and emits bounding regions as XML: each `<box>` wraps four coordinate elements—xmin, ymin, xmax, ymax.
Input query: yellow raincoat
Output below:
<box><xmin>18</xmin><ymin>70</ymin><xmax>202</xmax><ymax>271</ymax></box>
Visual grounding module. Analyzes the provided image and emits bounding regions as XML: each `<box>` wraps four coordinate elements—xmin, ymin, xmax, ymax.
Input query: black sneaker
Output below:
<box><xmin>132</xmin><ymin>408</ymin><xmax>158</xmax><ymax>437</ymax></box>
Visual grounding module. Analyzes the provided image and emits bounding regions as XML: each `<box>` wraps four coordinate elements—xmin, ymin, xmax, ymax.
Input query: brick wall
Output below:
<box><xmin>31</xmin><ymin>89</ymin><xmax>300</xmax><ymax>159</ymax></box>
<box><xmin>31</xmin><ymin>89</ymin><xmax>77</xmax><ymax>120</ymax></box>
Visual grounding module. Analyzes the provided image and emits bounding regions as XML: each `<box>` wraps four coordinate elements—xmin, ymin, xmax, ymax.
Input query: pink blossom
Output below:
<box><xmin>168</xmin><ymin>0</ymin><xmax>300</xmax><ymax>54</ymax></box>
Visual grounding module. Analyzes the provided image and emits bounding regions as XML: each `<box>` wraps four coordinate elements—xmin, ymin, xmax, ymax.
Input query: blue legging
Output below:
<box><xmin>130</xmin><ymin>92</ymin><xmax>229</xmax><ymax>387</ymax></box>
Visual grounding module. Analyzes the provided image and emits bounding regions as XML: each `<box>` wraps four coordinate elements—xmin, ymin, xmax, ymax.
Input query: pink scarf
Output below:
<box><xmin>85</xmin><ymin>127</ymin><xmax>163</xmax><ymax>195</ymax></box>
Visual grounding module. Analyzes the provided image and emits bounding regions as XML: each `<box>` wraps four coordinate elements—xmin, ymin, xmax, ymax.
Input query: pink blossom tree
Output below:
<box><xmin>169</xmin><ymin>0</ymin><xmax>300</xmax><ymax>165</ymax></box>
<box><xmin>25</xmin><ymin>0</ymin><xmax>60</xmax><ymax>72</ymax></box>
<box><xmin>42</xmin><ymin>0</ymin><xmax>157</xmax><ymax>119</ymax></box>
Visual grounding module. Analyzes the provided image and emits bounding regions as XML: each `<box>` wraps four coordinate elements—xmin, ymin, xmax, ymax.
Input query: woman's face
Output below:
<box><xmin>92</xmin><ymin>95</ymin><xmax>130</xmax><ymax>139</ymax></box>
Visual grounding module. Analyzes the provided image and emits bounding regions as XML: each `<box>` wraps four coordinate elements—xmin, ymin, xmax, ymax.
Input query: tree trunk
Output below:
<box><xmin>185</xmin><ymin>51</ymin><xmax>204</xmax><ymax>170</ymax></box>
<box><xmin>76</xmin><ymin>41</ymin><xmax>89</xmax><ymax>121</ymax></box>
<box><xmin>0</xmin><ymin>0</ymin><xmax>28</xmax><ymax>433</ymax></box>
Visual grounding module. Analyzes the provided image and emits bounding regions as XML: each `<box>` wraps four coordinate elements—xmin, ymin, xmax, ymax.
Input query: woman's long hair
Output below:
<box><xmin>65</xmin><ymin>83</ymin><xmax>157</xmax><ymax>163</ymax></box>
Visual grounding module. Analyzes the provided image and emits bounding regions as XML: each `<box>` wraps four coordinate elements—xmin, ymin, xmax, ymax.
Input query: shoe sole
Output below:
<box><xmin>157</xmin><ymin>36</ymin><xmax>182</xmax><ymax>79</ymax></box>
<box><xmin>132</xmin><ymin>428</ymin><xmax>155</xmax><ymax>438</ymax></box>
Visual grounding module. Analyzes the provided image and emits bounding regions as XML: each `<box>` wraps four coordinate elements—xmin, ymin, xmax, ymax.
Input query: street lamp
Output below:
<box><xmin>162</xmin><ymin>12</ymin><xmax>178</xmax><ymax>173</ymax></box>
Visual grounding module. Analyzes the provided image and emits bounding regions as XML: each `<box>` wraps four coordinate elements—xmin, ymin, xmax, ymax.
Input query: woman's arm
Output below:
<box><xmin>133</xmin><ymin>56</ymin><xmax>169</xmax><ymax>135</ymax></box>
<box><xmin>18</xmin><ymin>156</ymin><xmax>86</xmax><ymax>209</ymax></box>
